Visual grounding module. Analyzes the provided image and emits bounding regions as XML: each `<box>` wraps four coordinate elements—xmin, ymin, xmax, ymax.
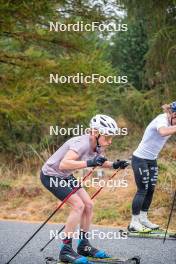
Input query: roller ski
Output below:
<box><xmin>45</xmin><ymin>256</ymin><xmax>141</xmax><ymax>264</ymax></box>
<box><xmin>45</xmin><ymin>256</ymin><xmax>92</xmax><ymax>264</ymax></box>
<box><xmin>149</xmin><ymin>229</ymin><xmax>176</xmax><ymax>239</ymax></box>
<box><xmin>128</xmin><ymin>213</ymin><xmax>160</xmax><ymax>236</ymax></box>
<box><xmin>127</xmin><ymin>192</ymin><xmax>176</xmax><ymax>240</ymax></box>
<box><xmin>88</xmin><ymin>256</ymin><xmax>140</xmax><ymax>264</ymax></box>
<box><xmin>127</xmin><ymin>226</ymin><xmax>176</xmax><ymax>240</ymax></box>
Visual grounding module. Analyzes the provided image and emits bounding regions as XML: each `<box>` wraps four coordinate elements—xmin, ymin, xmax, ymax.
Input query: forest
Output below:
<box><xmin>0</xmin><ymin>0</ymin><xmax>175</xmax><ymax>226</ymax></box>
<box><xmin>0</xmin><ymin>0</ymin><xmax>175</xmax><ymax>157</ymax></box>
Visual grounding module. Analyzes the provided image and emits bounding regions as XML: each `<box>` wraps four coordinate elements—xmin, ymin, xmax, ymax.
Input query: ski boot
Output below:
<box><xmin>139</xmin><ymin>211</ymin><xmax>159</xmax><ymax>230</ymax></box>
<box><xmin>128</xmin><ymin>221</ymin><xmax>151</xmax><ymax>233</ymax></box>
<box><xmin>140</xmin><ymin>219</ymin><xmax>159</xmax><ymax>230</ymax></box>
<box><xmin>77</xmin><ymin>238</ymin><xmax>110</xmax><ymax>259</ymax></box>
<box><xmin>59</xmin><ymin>244</ymin><xmax>92</xmax><ymax>263</ymax></box>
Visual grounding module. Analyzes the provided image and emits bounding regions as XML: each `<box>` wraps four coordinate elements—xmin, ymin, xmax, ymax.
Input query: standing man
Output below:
<box><xmin>129</xmin><ymin>102</ymin><xmax>176</xmax><ymax>232</ymax></box>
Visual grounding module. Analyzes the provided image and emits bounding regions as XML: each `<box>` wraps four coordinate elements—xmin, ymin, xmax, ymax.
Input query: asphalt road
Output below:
<box><xmin>0</xmin><ymin>220</ymin><xmax>176</xmax><ymax>264</ymax></box>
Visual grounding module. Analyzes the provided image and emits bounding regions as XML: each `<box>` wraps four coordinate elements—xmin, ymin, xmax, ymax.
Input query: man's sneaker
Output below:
<box><xmin>59</xmin><ymin>244</ymin><xmax>90</xmax><ymax>264</ymax></box>
<box><xmin>128</xmin><ymin>221</ymin><xmax>151</xmax><ymax>233</ymax></box>
<box><xmin>140</xmin><ymin>211</ymin><xmax>159</xmax><ymax>230</ymax></box>
<box><xmin>140</xmin><ymin>219</ymin><xmax>159</xmax><ymax>230</ymax></box>
<box><xmin>77</xmin><ymin>239</ymin><xmax>110</xmax><ymax>259</ymax></box>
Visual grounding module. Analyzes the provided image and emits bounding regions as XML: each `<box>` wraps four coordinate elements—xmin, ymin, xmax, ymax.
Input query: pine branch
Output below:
<box><xmin>2</xmin><ymin>31</ymin><xmax>81</xmax><ymax>51</ymax></box>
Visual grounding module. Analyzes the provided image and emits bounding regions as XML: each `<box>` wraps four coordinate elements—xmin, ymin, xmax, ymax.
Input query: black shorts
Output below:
<box><xmin>40</xmin><ymin>171</ymin><xmax>81</xmax><ymax>201</ymax></box>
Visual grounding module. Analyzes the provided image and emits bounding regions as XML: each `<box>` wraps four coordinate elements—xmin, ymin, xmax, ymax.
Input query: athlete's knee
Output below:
<box><xmin>73</xmin><ymin>201</ymin><xmax>85</xmax><ymax>214</ymax></box>
<box><xmin>136</xmin><ymin>188</ymin><xmax>148</xmax><ymax>197</ymax></box>
<box><xmin>84</xmin><ymin>200</ymin><xmax>94</xmax><ymax>212</ymax></box>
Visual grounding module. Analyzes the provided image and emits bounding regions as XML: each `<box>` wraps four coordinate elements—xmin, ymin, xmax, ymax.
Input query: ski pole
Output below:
<box><xmin>91</xmin><ymin>168</ymin><xmax>121</xmax><ymax>199</ymax></box>
<box><xmin>40</xmin><ymin>167</ymin><xmax>123</xmax><ymax>251</ymax></box>
<box><xmin>163</xmin><ymin>190</ymin><xmax>176</xmax><ymax>243</ymax></box>
<box><xmin>6</xmin><ymin>167</ymin><xmax>96</xmax><ymax>264</ymax></box>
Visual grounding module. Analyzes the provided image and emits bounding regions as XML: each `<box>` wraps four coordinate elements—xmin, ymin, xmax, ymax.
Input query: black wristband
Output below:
<box><xmin>87</xmin><ymin>160</ymin><xmax>95</xmax><ymax>167</ymax></box>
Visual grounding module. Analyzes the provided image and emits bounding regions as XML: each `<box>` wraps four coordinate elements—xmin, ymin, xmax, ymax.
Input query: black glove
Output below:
<box><xmin>87</xmin><ymin>155</ymin><xmax>107</xmax><ymax>167</ymax></box>
<box><xmin>112</xmin><ymin>160</ymin><xmax>129</xmax><ymax>169</ymax></box>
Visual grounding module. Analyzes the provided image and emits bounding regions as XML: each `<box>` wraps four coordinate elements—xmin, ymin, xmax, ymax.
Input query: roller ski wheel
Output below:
<box><xmin>45</xmin><ymin>257</ymin><xmax>58</xmax><ymax>264</ymax></box>
<box><xmin>169</xmin><ymin>233</ymin><xmax>176</xmax><ymax>238</ymax></box>
<box><xmin>130</xmin><ymin>256</ymin><xmax>141</xmax><ymax>264</ymax></box>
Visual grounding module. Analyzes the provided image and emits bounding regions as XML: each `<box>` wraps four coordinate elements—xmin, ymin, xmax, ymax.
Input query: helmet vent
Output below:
<box><xmin>100</xmin><ymin>120</ymin><xmax>108</xmax><ymax>127</ymax></box>
<box><xmin>100</xmin><ymin>116</ymin><xmax>107</xmax><ymax>121</ymax></box>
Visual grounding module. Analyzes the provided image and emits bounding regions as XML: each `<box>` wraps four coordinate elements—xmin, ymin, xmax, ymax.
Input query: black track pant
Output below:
<box><xmin>132</xmin><ymin>155</ymin><xmax>158</xmax><ymax>215</ymax></box>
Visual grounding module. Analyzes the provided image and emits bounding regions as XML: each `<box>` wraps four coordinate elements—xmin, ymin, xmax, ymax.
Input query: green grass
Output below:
<box><xmin>95</xmin><ymin>208</ymin><xmax>119</xmax><ymax>222</ymax></box>
<box><xmin>0</xmin><ymin>180</ymin><xmax>12</xmax><ymax>190</ymax></box>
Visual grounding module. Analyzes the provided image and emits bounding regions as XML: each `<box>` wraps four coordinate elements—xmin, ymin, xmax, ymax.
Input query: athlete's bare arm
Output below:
<box><xmin>158</xmin><ymin>126</ymin><xmax>176</xmax><ymax>137</ymax></box>
<box><xmin>59</xmin><ymin>150</ymin><xmax>86</xmax><ymax>170</ymax></box>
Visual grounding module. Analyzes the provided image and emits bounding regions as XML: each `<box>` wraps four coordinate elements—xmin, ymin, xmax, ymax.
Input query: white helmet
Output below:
<box><xmin>90</xmin><ymin>114</ymin><xmax>118</xmax><ymax>135</ymax></box>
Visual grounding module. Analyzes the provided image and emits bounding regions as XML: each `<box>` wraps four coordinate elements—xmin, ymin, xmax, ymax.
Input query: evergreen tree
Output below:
<box><xmin>0</xmin><ymin>0</ymin><xmax>120</xmax><ymax>156</ymax></box>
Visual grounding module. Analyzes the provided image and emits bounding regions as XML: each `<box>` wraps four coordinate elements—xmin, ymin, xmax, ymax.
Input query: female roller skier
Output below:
<box><xmin>41</xmin><ymin>114</ymin><xmax>129</xmax><ymax>264</ymax></box>
<box><xmin>129</xmin><ymin>101</ymin><xmax>176</xmax><ymax>232</ymax></box>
